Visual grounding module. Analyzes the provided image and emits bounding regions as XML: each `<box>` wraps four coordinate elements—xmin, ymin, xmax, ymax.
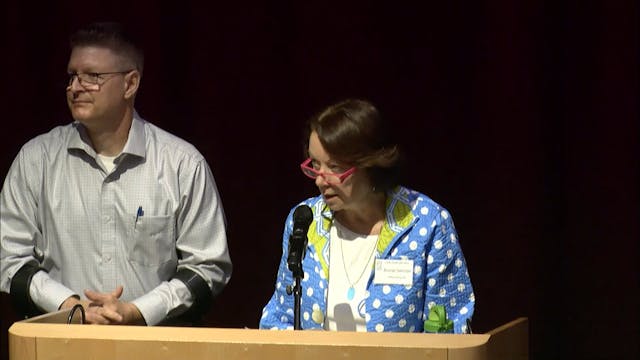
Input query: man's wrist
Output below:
<box><xmin>59</xmin><ymin>295</ymin><xmax>81</xmax><ymax>310</ymax></box>
<box><xmin>125</xmin><ymin>302</ymin><xmax>146</xmax><ymax>325</ymax></box>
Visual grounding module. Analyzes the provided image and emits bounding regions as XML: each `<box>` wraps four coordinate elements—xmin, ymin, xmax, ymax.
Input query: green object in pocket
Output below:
<box><xmin>424</xmin><ymin>305</ymin><xmax>454</xmax><ymax>333</ymax></box>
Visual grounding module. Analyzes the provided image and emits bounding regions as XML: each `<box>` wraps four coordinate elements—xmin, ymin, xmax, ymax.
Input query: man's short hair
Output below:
<box><xmin>70</xmin><ymin>22</ymin><xmax>144</xmax><ymax>74</ymax></box>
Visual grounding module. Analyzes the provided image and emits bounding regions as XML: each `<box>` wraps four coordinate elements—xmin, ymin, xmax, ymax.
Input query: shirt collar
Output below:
<box><xmin>121</xmin><ymin>111</ymin><xmax>146</xmax><ymax>159</ymax></box>
<box><xmin>67</xmin><ymin>111</ymin><xmax>146</xmax><ymax>160</ymax></box>
<box><xmin>316</xmin><ymin>185</ymin><xmax>415</xmax><ymax>233</ymax></box>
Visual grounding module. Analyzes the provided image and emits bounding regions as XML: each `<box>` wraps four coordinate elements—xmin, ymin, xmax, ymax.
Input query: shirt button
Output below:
<box><xmin>105</xmin><ymin>254</ymin><xmax>112</xmax><ymax>262</ymax></box>
<box><xmin>312</xmin><ymin>309</ymin><xmax>324</xmax><ymax>324</ymax></box>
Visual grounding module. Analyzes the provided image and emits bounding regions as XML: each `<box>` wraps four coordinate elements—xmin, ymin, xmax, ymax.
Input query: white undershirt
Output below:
<box><xmin>324</xmin><ymin>220</ymin><xmax>379</xmax><ymax>331</ymax></box>
<box><xmin>97</xmin><ymin>153</ymin><xmax>118</xmax><ymax>173</ymax></box>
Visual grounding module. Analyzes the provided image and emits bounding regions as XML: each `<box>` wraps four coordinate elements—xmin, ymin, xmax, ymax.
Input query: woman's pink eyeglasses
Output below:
<box><xmin>300</xmin><ymin>158</ymin><xmax>356</xmax><ymax>185</ymax></box>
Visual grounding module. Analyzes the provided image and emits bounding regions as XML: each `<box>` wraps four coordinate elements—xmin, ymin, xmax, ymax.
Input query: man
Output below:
<box><xmin>0</xmin><ymin>22</ymin><xmax>232</xmax><ymax>325</ymax></box>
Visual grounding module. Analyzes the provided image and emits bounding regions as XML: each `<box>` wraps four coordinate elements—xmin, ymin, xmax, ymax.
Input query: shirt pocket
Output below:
<box><xmin>127</xmin><ymin>214</ymin><xmax>176</xmax><ymax>266</ymax></box>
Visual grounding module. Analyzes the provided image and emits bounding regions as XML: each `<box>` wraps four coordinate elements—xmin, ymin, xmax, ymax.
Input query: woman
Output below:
<box><xmin>260</xmin><ymin>99</ymin><xmax>474</xmax><ymax>333</ymax></box>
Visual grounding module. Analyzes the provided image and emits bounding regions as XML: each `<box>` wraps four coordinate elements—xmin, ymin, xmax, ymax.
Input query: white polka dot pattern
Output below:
<box><xmin>414</xmin><ymin>265</ymin><xmax>422</xmax><ymax>275</ymax></box>
<box><xmin>373</xmin><ymin>299</ymin><xmax>381</xmax><ymax>308</ymax></box>
<box><xmin>259</xmin><ymin>187</ymin><xmax>474</xmax><ymax>334</ymax></box>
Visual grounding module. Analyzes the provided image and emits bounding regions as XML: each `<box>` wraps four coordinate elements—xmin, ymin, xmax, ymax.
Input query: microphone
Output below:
<box><xmin>287</xmin><ymin>205</ymin><xmax>313</xmax><ymax>278</ymax></box>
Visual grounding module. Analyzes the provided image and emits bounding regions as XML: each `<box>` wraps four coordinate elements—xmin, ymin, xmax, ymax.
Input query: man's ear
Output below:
<box><xmin>123</xmin><ymin>70</ymin><xmax>141</xmax><ymax>100</ymax></box>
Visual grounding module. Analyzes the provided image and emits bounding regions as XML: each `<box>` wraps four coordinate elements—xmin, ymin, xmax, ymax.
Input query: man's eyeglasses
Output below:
<box><xmin>300</xmin><ymin>158</ymin><xmax>356</xmax><ymax>185</ymax></box>
<box><xmin>67</xmin><ymin>70</ymin><xmax>134</xmax><ymax>91</ymax></box>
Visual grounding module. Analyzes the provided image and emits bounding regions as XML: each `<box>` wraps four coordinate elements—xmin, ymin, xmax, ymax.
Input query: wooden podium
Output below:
<box><xmin>9</xmin><ymin>310</ymin><xmax>527</xmax><ymax>360</ymax></box>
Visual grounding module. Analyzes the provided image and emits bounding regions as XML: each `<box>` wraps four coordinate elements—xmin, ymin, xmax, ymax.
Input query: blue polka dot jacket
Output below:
<box><xmin>259</xmin><ymin>186</ymin><xmax>475</xmax><ymax>333</ymax></box>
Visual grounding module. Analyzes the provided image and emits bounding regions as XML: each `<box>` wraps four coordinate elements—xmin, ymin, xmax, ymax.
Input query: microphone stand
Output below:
<box><xmin>286</xmin><ymin>205</ymin><xmax>312</xmax><ymax>331</ymax></box>
<box><xmin>286</xmin><ymin>261</ymin><xmax>304</xmax><ymax>330</ymax></box>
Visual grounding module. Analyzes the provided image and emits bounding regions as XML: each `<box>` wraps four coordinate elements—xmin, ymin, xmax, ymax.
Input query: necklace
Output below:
<box><xmin>338</xmin><ymin>225</ymin><xmax>379</xmax><ymax>301</ymax></box>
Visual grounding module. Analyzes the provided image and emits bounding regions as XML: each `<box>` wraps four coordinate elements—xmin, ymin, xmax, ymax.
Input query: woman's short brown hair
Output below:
<box><xmin>305</xmin><ymin>99</ymin><xmax>402</xmax><ymax>191</ymax></box>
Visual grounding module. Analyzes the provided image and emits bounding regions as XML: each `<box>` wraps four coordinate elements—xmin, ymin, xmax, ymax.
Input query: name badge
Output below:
<box><xmin>374</xmin><ymin>259</ymin><xmax>414</xmax><ymax>286</ymax></box>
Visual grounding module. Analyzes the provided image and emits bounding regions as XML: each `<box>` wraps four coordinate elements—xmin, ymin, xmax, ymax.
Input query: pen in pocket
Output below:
<box><xmin>135</xmin><ymin>206</ymin><xmax>143</xmax><ymax>228</ymax></box>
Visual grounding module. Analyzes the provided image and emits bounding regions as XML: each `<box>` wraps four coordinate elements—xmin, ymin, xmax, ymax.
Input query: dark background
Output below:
<box><xmin>0</xmin><ymin>1</ymin><xmax>637</xmax><ymax>359</ymax></box>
